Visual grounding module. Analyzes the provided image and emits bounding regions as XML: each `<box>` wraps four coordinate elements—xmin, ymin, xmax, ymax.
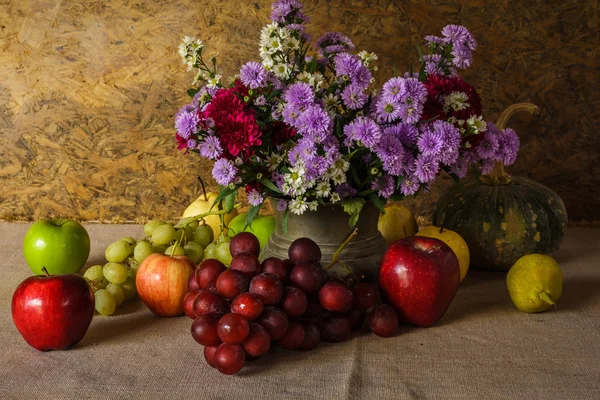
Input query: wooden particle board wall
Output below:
<box><xmin>0</xmin><ymin>0</ymin><xmax>598</xmax><ymax>223</ymax></box>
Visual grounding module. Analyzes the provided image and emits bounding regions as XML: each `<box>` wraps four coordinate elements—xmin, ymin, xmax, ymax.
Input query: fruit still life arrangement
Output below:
<box><xmin>10</xmin><ymin>0</ymin><xmax>567</xmax><ymax>381</ymax></box>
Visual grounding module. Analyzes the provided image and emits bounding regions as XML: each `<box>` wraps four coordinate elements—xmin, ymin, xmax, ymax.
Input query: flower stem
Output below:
<box><xmin>324</xmin><ymin>228</ymin><xmax>359</xmax><ymax>271</ymax></box>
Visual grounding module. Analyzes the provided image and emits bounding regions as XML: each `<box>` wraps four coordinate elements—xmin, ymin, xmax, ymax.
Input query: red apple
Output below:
<box><xmin>378</xmin><ymin>236</ymin><xmax>460</xmax><ymax>327</ymax></box>
<box><xmin>12</xmin><ymin>267</ymin><xmax>94</xmax><ymax>351</ymax></box>
<box><xmin>136</xmin><ymin>253</ymin><xmax>195</xmax><ymax>317</ymax></box>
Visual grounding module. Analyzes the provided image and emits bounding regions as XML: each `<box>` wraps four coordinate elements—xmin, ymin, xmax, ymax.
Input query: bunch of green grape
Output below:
<box><xmin>87</xmin><ymin>217</ymin><xmax>233</xmax><ymax>316</ymax></box>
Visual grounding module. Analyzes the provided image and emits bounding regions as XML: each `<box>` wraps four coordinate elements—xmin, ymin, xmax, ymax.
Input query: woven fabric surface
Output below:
<box><xmin>0</xmin><ymin>223</ymin><xmax>599</xmax><ymax>400</ymax></box>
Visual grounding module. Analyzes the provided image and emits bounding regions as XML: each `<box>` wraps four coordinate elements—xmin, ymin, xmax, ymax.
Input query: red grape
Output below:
<box><xmin>298</xmin><ymin>321</ymin><xmax>320</xmax><ymax>351</ymax></box>
<box><xmin>261</xmin><ymin>257</ymin><xmax>291</xmax><ymax>283</ymax></box>
<box><xmin>319</xmin><ymin>281</ymin><xmax>354</xmax><ymax>312</ymax></box>
<box><xmin>191</xmin><ymin>314</ymin><xmax>220</xmax><ymax>346</ymax></box>
<box><xmin>242</xmin><ymin>322</ymin><xmax>271</xmax><ymax>358</ymax></box>
<box><xmin>230</xmin><ymin>232</ymin><xmax>260</xmax><ymax>257</ymax></box>
<box><xmin>352</xmin><ymin>282</ymin><xmax>378</xmax><ymax>310</ymax></box>
<box><xmin>195</xmin><ymin>259</ymin><xmax>226</xmax><ymax>290</ymax></box>
<box><xmin>249</xmin><ymin>273</ymin><xmax>283</xmax><ymax>305</ymax></box>
<box><xmin>320</xmin><ymin>314</ymin><xmax>351</xmax><ymax>343</ymax></box>
<box><xmin>290</xmin><ymin>262</ymin><xmax>327</xmax><ymax>293</ymax></box>
<box><xmin>214</xmin><ymin>343</ymin><xmax>245</xmax><ymax>375</ymax></box>
<box><xmin>187</xmin><ymin>273</ymin><xmax>200</xmax><ymax>292</ymax></box>
<box><xmin>231</xmin><ymin>292</ymin><xmax>264</xmax><ymax>320</ymax></box>
<box><xmin>346</xmin><ymin>308</ymin><xmax>366</xmax><ymax>331</ymax></box>
<box><xmin>257</xmin><ymin>306</ymin><xmax>289</xmax><ymax>340</ymax></box>
<box><xmin>278</xmin><ymin>322</ymin><xmax>305</xmax><ymax>350</ymax></box>
<box><xmin>303</xmin><ymin>294</ymin><xmax>325</xmax><ymax>318</ymax></box>
<box><xmin>217</xmin><ymin>313</ymin><xmax>250</xmax><ymax>345</ymax></box>
<box><xmin>193</xmin><ymin>289</ymin><xmax>228</xmax><ymax>317</ymax></box>
<box><xmin>368</xmin><ymin>304</ymin><xmax>399</xmax><ymax>338</ymax></box>
<box><xmin>204</xmin><ymin>345</ymin><xmax>220</xmax><ymax>368</ymax></box>
<box><xmin>230</xmin><ymin>253</ymin><xmax>261</xmax><ymax>277</ymax></box>
<box><xmin>280</xmin><ymin>286</ymin><xmax>307</xmax><ymax>318</ymax></box>
<box><xmin>216</xmin><ymin>269</ymin><xmax>250</xmax><ymax>299</ymax></box>
<box><xmin>183</xmin><ymin>290</ymin><xmax>201</xmax><ymax>319</ymax></box>
<box><xmin>288</xmin><ymin>237</ymin><xmax>321</xmax><ymax>264</ymax></box>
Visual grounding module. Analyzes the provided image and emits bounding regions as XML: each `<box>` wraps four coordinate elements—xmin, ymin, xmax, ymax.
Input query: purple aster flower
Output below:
<box><xmin>287</xmin><ymin>23</ymin><xmax>305</xmax><ymax>32</ymax></box>
<box><xmin>270</xmin><ymin>0</ymin><xmax>303</xmax><ymax>23</ymax></box>
<box><xmin>441</xmin><ymin>24</ymin><xmax>477</xmax><ymax>51</ymax></box>
<box><xmin>476</xmin><ymin>127</ymin><xmax>501</xmax><ymax>160</ymax></box>
<box><xmin>449</xmin><ymin>157</ymin><xmax>469</xmax><ymax>179</ymax></box>
<box><xmin>400</xmin><ymin>175</ymin><xmax>420</xmax><ymax>196</ymax></box>
<box><xmin>423</xmin><ymin>54</ymin><xmax>443</xmax><ymax>75</ymax></box>
<box><xmin>239</xmin><ymin>61</ymin><xmax>267</xmax><ymax>89</ymax></box>
<box><xmin>266</xmin><ymin>72</ymin><xmax>285</xmax><ymax>90</ymax></box>
<box><xmin>399</xmin><ymin>102</ymin><xmax>424</xmax><ymax>125</ymax></box>
<box><xmin>382</xmin><ymin>77</ymin><xmax>405</xmax><ymax>102</ymax></box>
<box><xmin>376</xmin><ymin>98</ymin><xmax>402</xmax><ymax>123</ymax></box>
<box><xmin>341</xmin><ymin>84</ymin><xmax>367</xmax><ymax>110</ymax></box>
<box><xmin>333</xmin><ymin>53</ymin><xmax>362</xmax><ymax>81</ymax></box>
<box><xmin>283</xmin><ymin>82</ymin><xmax>315</xmax><ymax>106</ymax></box>
<box><xmin>384</xmin><ymin>123</ymin><xmax>419</xmax><ymax>145</ymax></box>
<box><xmin>247</xmin><ymin>189</ymin><xmax>264</xmax><ymax>207</ymax></box>
<box><xmin>497</xmin><ymin>127</ymin><xmax>520</xmax><ymax>165</ymax></box>
<box><xmin>403</xmin><ymin>71</ymin><xmax>419</xmax><ymax>79</ymax></box>
<box><xmin>375</xmin><ymin>135</ymin><xmax>405</xmax><ymax>176</ymax></box>
<box><xmin>272</xmin><ymin>171</ymin><xmax>285</xmax><ymax>188</ymax></box>
<box><xmin>289</xmin><ymin>137</ymin><xmax>316</xmax><ymax>166</ymax></box>
<box><xmin>418</xmin><ymin>126</ymin><xmax>444</xmax><ymax>158</ymax></box>
<box><xmin>306</xmin><ymin>155</ymin><xmax>330</xmax><ymax>180</ymax></box>
<box><xmin>432</xmin><ymin>120</ymin><xmax>461</xmax><ymax>165</ymax></box>
<box><xmin>212</xmin><ymin>158</ymin><xmax>238</xmax><ymax>186</ymax></box>
<box><xmin>277</xmin><ymin>199</ymin><xmax>288</xmax><ymax>211</ymax></box>
<box><xmin>344</xmin><ymin>116</ymin><xmax>382</xmax><ymax>150</ymax></box>
<box><xmin>295</xmin><ymin>105</ymin><xmax>332</xmax><ymax>140</ymax></box>
<box><xmin>336</xmin><ymin>183</ymin><xmax>357</xmax><ymax>199</ymax></box>
<box><xmin>404</xmin><ymin>78</ymin><xmax>428</xmax><ymax>103</ymax></box>
<box><xmin>414</xmin><ymin>155</ymin><xmax>440</xmax><ymax>183</ymax></box>
<box><xmin>322</xmin><ymin>135</ymin><xmax>341</xmax><ymax>163</ymax></box>
<box><xmin>255</xmin><ymin>95</ymin><xmax>267</xmax><ymax>106</ymax></box>
<box><xmin>481</xmin><ymin>158</ymin><xmax>496</xmax><ymax>175</ymax></box>
<box><xmin>315</xmin><ymin>32</ymin><xmax>355</xmax><ymax>57</ymax></box>
<box><xmin>187</xmin><ymin>139</ymin><xmax>197</xmax><ymax>149</ymax></box>
<box><xmin>198</xmin><ymin>135</ymin><xmax>222</xmax><ymax>160</ymax></box>
<box><xmin>324</xmin><ymin>44</ymin><xmax>347</xmax><ymax>54</ymax></box>
<box><xmin>192</xmin><ymin>89</ymin><xmax>208</xmax><ymax>109</ymax></box>
<box><xmin>452</xmin><ymin>46</ymin><xmax>473</xmax><ymax>69</ymax></box>
<box><xmin>371</xmin><ymin>175</ymin><xmax>395</xmax><ymax>199</ymax></box>
<box><xmin>353</xmin><ymin>65</ymin><xmax>372</xmax><ymax>89</ymax></box>
<box><xmin>283</xmin><ymin>104</ymin><xmax>303</xmax><ymax>126</ymax></box>
<box><xmin>402</xmin><ymin>150</ymin><xmax>416</xmax><ymax>176</ymax></box>
<box><xmin>362</xmin><ymin>153</ymin><xmax>373</xmax><ymax>164</ymax></box>
<box><xmin>424</xmin><ymin>35</ymin><xmax>448</xmax><ymax>45</ymax></box>
<box><xmin>175</xmin><ymin>106</ymin><xmax>199</xmax><ymax>139</ymax></box>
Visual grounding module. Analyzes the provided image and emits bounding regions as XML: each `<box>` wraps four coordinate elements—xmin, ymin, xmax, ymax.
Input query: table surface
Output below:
<box><xmin>1</xmin><ymin>223</ymin><xmax>599</xmax><ymax>400</ymax></box>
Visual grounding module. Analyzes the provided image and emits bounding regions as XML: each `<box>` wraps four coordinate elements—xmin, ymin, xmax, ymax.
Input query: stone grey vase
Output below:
<box><xmin>260</xmin><ymin>198</ymin><xmax>387</xmax><ymax>282</ymax></box>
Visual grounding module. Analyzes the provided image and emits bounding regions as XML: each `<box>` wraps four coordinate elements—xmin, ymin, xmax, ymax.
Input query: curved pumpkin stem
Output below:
<box><xmin>480</xmin><ymin>102</ymin><xmax>540</xmax><ymax>185</ymax></box>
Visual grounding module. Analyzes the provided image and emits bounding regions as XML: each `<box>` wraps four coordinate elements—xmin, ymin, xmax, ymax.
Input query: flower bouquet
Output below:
<box><xmin>174</xmin><ymin>0</ymin><xmax>519</xmax><ymax>230</ymax></box>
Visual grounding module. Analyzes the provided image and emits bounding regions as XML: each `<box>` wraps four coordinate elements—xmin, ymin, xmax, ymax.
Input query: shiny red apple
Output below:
<box><xmin>136</xmin><ymin>254</ymin><xmax>195</xmax><ymax>317</ymax></box>
<box><xmin>378</xmin><ymin>236</ymin><xmax>460</xmax><ymax>327</ymax></box>
<box><xmin>12</xmin><ymin>267</ymin><xmax>94</xmax><ymax>351</ymax></box>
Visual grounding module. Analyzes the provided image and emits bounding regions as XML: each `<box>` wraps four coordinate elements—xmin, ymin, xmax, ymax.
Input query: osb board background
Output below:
<box><xmin>0</xmin><ymin>0</ymin><xmax>598</xmax><ymax>224</ymax></box>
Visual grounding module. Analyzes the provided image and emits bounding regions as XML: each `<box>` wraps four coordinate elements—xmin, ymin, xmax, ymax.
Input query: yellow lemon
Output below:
<box><xmin>416</xmin><ymin>226</ymin><xmax>470</xmax><ymax>282</ymax></box>
<box><xmin>378</xmin><ymin>203</ymin><xmax>418</xmax><ymax>246</ymax></box>
<box><xmin>182</xmin><ymin>192</ymin><xmax>238</xmax><ymax>242</ymax></box>
<box><xmin>507</xmin><ymin>254</ymin><xmax>562</xmax><ymax>313</ymax></box>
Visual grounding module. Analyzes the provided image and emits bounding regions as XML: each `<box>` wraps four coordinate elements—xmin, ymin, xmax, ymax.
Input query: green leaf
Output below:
<box><xmin>396</xmin><ymin>175</ymin><xmax>404</xmax><ymax>191</ymax></box>
<box><xmin>415</xmin><ymin>44</ymin><xmax>424</xmax><ymax>62</ymax></box>
<box><xmin>368</xmin><ymin>193</ymin><xmax>386</xmax><ymax>214</ymax></box>
<box><xmin>393</xmin><ymin>63</ymin><xmax>397</xmax><ymax>78</ymax></box>
<box><xmin>350</xmin><ymin>167</ymin><xmax>361</xmax><ymax>187</ymax></box>
<box><xmin>307</xmin><ymin>56</ymin><xmax>318</xmax><ymax>73</ymax></box>
<box><xmin>187</xmin><ymin>88</ymin><xmax>199</xmax><ymax>98</ymax></box>
<box><xmin>357</xmin><ymin>189</ymin><xmax>376</xmax><ymax>197</ymax></box>
<box><xmin>341</xmin><ymin>198</ymin><xmax>365</xmax><ymax>227</ymax></box>
<box><xmin>211</xmin><ymin>185</ymin><xmax>238</xmax><ymax>211</ymax></box>
<box><xmin>390</xmin><ymin>193</ymin><xmax>405</xmax><ymax>202</ymax></box>
<box><xmin>282</xmin><ymin>208</ymin><xmax>290</xmax><ymax>238</ymax></box>
<box><xmin>260</xmin><ymin>178</ymin><xmax>283</xmax><ymax>194</ymax></box>
<box><xmin>224</xmin><ymin>190</ymin><xmax>236</xmax><ymax>214</ymax></box>
<box><xmin>243</xmin><ymin>204</ymin><xmax>262</xmax><ymax>231</ymax></box>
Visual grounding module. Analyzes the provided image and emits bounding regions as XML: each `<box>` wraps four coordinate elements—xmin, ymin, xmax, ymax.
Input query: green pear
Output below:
<box><xmin>227</xmin><ymin>213</ymin><xmax>275</xmax><ymax>250</ymax></box>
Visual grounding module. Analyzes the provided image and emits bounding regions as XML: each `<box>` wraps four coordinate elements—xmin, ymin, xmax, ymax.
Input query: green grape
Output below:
<box><xmin>152</xmin><ymin>244</ymin><xmax>169</xmax><ymax>254</ymax></box>
<box><xmin>204</xmin><ymin>243</ymin><xmax>217</xmax><ymax>260</ymax></box>
<box><xmin>94</xmin><ymin>289</ymin><xmax>116</xmax><ymax>316</ymax></box>
<box><xmin>103</xmin><ymin>263</ymin><xmax>128</xmax><ymax>284</ymax></box>
<box><xmin>184</xmin><ymin>242</ymin><xmax>204</xmax><ymax>264</ymax></box>
<box><xmin>121</xmin><ymin>237</ymin><xmax>136</xmax><ymax>245</ymax></box>
<box><xmin>144</xmin><ymin>219</ymin><xmax>166</xmax><ymax>236</ymax></box>
<box><xmin>105</xmin><ymin>241</ymin><xmax>132</xmax><ymax>263</ymax></box>
<box><xmin>187</xmin><ymin>219</ymin><xmax>199</xmax><ymax>230</ymax></box>
<box><xmin>174</xmin><ymin>229</ymin><xmax>186</xmax><ymax>243</ymax></box>
<box><xmin>129</xmin><ymin>261</ymin><xmax>140</xmax><ymax>278</ymax></box>
<box><xmin>184</xmin><ymin>225</ymin><xmax>195</xmax><ymax>242</ymax></box>
<box><xmin>120</xmin><ymin>277</ymin><xmax>137</xmax><ymax>302</ymax></box>
<box><xmin>215</xmin><ymin>242</ymin><xmax>233</xmax><ymax>265</ymax></box>
<box><xmin>83</xmin><ymin>265</ymin><xmax>104</xmax><ymax>281</ymax></box>
<box><xmin>152</xmin><ymin>224</ymin><xmax>176</xmax><ymax>245</ymax></box>
<box><xmin>134</xmin><ymin>240</ymin><xmax>153</xmax><ymax>263</ymax></box>
<box><xmin>105</xmin><ymin>283</ymin><xmax>125</xmax><ymax>307</ymax></box>
<box><xmin>193</xmin><ymin>225</ymin><xmax>214</xmax><ymax>248</ymax></box>
<box><xmin>165</xmin><ymin>244</ymin><xmax>185</xmax><ymax>256</ymax></box>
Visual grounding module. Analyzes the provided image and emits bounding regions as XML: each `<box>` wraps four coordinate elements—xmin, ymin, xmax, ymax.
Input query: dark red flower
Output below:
<box><xmin>269</xmin><ymin>121</ymin><xmax>296</xmax><ymax>146</ymax></box>
<box><xmin>233</xmin><ymin>79</ymin><xmax>251</xmax><ymax>98</ymax></box>
<box><xmin>203</xmin><ymin>88</ymin><xmax>246</xmax><ymax>121</ymax></box>
<box><xmin>218</xmin><ymin>112</ymin><xmax>262</xmax><ymax>159</ymax></box>
<box><xmin>176</xmin><ymin>134</ymin><xmax>188</xmax><ymax>152</ymax></box>
<box><xmin>422</xmin><ymin>74</ymin><xmax>482</xmax><ymax>121</ymax></box>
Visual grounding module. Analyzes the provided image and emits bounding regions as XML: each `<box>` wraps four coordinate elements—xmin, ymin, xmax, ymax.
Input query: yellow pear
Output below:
<box><xmin>507</xmin><ymin>254</ymin><xmax>562</xmax><ymax>313</ymax></box>
<box><xmin>182</xmin><ymin>192</ymin><xmax>238</xmax><ymax>242</ymax></box>
<box><xmin>416</xmin><ymin>226</ymin><xmax>470</xmax><ymax>282</ymax></box>
<box><xmin>378</xmin><ymin>203</ymin><xmax>418</xmax><ymax>246</ymax></box>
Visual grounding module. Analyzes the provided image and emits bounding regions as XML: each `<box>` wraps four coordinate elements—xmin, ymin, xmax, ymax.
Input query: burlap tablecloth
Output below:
<box><xmin>1</xmin><ymin>223</ymin><xmax>599</xmax><ymax>399</ymax></box>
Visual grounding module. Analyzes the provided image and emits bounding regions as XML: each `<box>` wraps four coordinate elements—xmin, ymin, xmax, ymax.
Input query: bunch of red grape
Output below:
<box><xmin>184</xmin><ymin>232</ymin><xmax>399</xmax><ymax>375</ymax></box>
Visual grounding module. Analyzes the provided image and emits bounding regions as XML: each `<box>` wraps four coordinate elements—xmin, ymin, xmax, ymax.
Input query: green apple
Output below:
<box><xmin>227</xmin><ymin>213</ymin><xmax>275</xmax><ymax>250</ymax></box>
<box><xmin>23</xmin><ymin>219</ymin><xmax>91</xmax><ymax>275</ymax></box>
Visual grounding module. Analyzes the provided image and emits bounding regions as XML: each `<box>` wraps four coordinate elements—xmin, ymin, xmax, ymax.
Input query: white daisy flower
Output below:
<box><xmin>467</xmin><ymin>115</ymin><xmax>487</xmax><ymax>132</ymax></box>
<box><xmin>443</xmin><ymin>92</ymin><xmax>470</xmax><ymax>112</ymax></box>
<box><xmin>315</xmin><ymin>181</ymin><xmax>331</xmax><ymax>198</ymax></box>
<box><xmin>289</xmin><ymin>197</ymin><xmax>308</xmax><ymax>215</ymax></box>
<box><xmin>330</xmin><ymin>193</ymin><xmax>341</xmax><ymax>204</ymax></box>
<box><xmin>308</xmin><ymin>201</ymin><xmax>319</xmax><ymax>211</ymax></box>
